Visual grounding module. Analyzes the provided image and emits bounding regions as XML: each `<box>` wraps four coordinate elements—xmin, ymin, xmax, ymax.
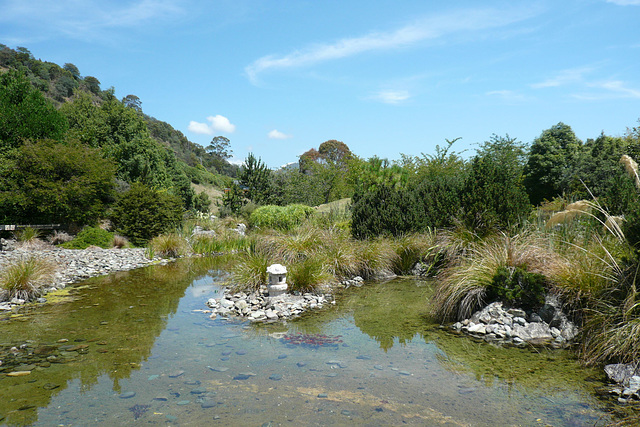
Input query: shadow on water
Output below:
<box><xmin>0</xmin><ymin>257</ymin><xmax>226</xmax><ymax>426</ymax></box>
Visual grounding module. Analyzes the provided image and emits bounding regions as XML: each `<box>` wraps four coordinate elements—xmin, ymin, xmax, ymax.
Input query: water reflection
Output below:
<box><xmin>0</xmin><ymin>257</ymin><xmax>225</xmax><ymax>426</ymax></box>
<box><xmin>0</xmin><ymin>260</ymin><xmax>628</xmax><ymax>425</ymax></box>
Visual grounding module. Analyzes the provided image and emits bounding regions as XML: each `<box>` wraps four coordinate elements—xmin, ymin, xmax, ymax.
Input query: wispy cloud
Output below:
<box><xmin>268</xmin><ymin>129</ymin><xmax>292</xmax><ymax>140</ymax></box>
<box><xmin>606</xmin><ymin>0</ymin><xmax>640</xmax><ymax>5</ymax></box>
<box><xmin>0</xmin><ymin>0</ymin><xmax>184</xmax><ymax>40</ymax></box>
<box><xmin>486</xmin><ymin>90</ymin><xmax>527</xmax><ymax>102</ymax></box>
<box><xmin>245</xmin><ymin>7</ymin><xmax>537</xmax><ymax>84</ymax></box>
<box><xmin>573</xmin><ymin>80</ymin><xmax>640</xmax><ymax>100</ymax></box>
<box><xmin>188</xmin><ymin>115</ymin><xmax>236</xmax><ymax>135</ymax></box>
<box><xmin>530</xmin><ymin>66</ymin><xmax>594</xmax><ymax>88</ymax></box>
<box><xmin>371</xmin><ymin>90</ymin><xmax>411</xmax><ymax>104</ymax></box>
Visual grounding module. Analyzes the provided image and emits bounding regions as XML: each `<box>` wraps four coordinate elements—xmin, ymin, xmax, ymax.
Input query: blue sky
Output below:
<box><xmin>1</xmin><ymin>0</ymin><xmax>639</xmax><ymax>168</ymax></box>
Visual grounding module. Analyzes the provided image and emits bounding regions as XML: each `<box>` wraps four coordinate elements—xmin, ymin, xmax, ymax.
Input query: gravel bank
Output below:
<box><xmin>0</xmin><ymin>247</ymin><xmax>166</xmax><ymax>309</ymax></box>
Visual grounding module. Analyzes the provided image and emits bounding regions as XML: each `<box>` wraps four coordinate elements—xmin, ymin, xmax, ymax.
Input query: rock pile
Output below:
<box><xmin>0</xmin><ymin>247</ymin><xmax>165</xmax><ymax>309</ymax></box>
<box><xmin>605</xmin><ymin>362</ymin><xmax>640</xmax><ymax>403</ymax></box>
<box><xmin>206</xmin><ymin>288</ymin><xmax>333</xmax><ymax>323</ymax></box>
<box><xmin>451</xmin><ymin>296</ymin><xmax>578</xmax><ymax>347</ymax></box>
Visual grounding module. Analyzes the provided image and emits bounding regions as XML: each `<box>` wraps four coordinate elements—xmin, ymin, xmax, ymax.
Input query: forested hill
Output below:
<box><xmin>0</xmin><ymin>44</ymin><xmax>237</xmax><ymax>182</ymax></box>
<box><xmin>0</xmin><ymin>44</ymin><xmax>235</xmax><ymax>226</ymax></box>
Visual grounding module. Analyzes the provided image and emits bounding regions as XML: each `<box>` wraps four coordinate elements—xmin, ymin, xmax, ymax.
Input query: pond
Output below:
<box><xmin>0</xmin><ymin>257</ymin><xmax>628</xmax><ymax>425</ymax></box>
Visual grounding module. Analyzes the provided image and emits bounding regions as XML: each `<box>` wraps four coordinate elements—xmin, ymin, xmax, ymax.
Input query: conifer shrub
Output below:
<box><xmin>485</xmin><ymin>266</ymin><xmax>547</xmax><ymax>311</ymax></box>
<box><xmin>62</xmin><ymin>227</ymin><xmax>114</xmax><ymax>249</ymax></box>
<box><xmin>110</xmin><ymin>183</ymin><xmax>184</xmax><ymax>246</ymax></box>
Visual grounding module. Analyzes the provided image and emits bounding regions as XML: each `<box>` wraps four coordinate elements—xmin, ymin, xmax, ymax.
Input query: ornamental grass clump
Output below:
<box><xmin>0</xmin><ymin>256</ymin><xmax>56</xmax><ymax>302</ymax></box>
<box><xmin>390</xmin><ymin>231</ymin><xmax>440</xmax><ymax>275</ymax></box>
<box><xmin>353</xmin><ymin>238</ymin><xmax>396</xmax><ymax>280</ymax></box>
<box><xmin>432</xmin><ymin>231</ymin><xmax>560</xmax><ymax>322</ymax></box>
<box><xmin>229</xmin><ymin>248</ymin><xmax>272</xmax><ymax>292</ymax></box>
<box><xmin>288</xmin><ymin>257</ymin><xmax>332</xmax><ymax>293</ymax></box>
<box><xmin>148</xmin><ymin>233</ymin><xmax>191</xmax><ymax>258</ymax></box>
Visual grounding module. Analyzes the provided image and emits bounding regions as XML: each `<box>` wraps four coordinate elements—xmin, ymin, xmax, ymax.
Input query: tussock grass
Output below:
<box><xmin>148</xmin><ymin>233</ymin><xmax>191</xmax><ymax>258</ymax></box>
<box><xmin>432</xmin><ymin>231</ymin><xmax>561</xmax><ymax>321</ymax></box>
<box><xmin>0</xmin><ymin>256</ymin><xmax>56</xmax><ymax>302</ymax></box>
<box><xmin>353</xmin><ymin>238</ymin><xmax>396</xmax><ymax>280</ymax></box>
<box><xmin>288</xmin><ymin>257</ymin><xmax>332</xmax><ymax>293</ymax></box>
<box><xmin>48</xmin><ymin>231</ymin><xmax>73</xmax><ymax>245</ymax></box>
<box><xmin>390</xmin><ymin>231</ymin><xmax>439</xmax><ymax>275</ymax></box>
<box><xmin>112</xmin><ymin>235</ymin><xmax>129</xmax><ymax>248</ymax></box>
<box><xmin>229</xmin><ymin>248</ymin><xmax>272</xmax><ymax>292</ymax></box>
<box><xmin>15</xmin><ymin>226</ymin><xmax>40</xmax><ymax>242</ymax></box>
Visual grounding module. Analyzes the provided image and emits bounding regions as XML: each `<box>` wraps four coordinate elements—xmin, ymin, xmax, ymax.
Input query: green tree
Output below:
<box><xmin>122</xmin><ymin>94</ymin><xmax>142</xmax><ymax>112</ymax></box>
<box><xmin>110</xmin><ymin>183</ymin><xmax>184</xmax><ymax>246</ymax></box>
<box><xmin>0</xmin><ymin>140</ymin><xmax>115</xmax><ymax>225</ymax></box>
<box><xmin>206</xmin><ymin>135</ymin><xmax>232</xmax><ymax>160</ymax></box>
<box><xmin>0</xmin><ymin>70</ymin><xmax>68</xmax><ymax>151</ymax></box>
<box><xmin>63</xmin><ymin>63</ymin><xmax>81</xmax><ymax>80</ymax></box>
<box><xmin>221</xmin><ymin>183</ymin><xmax>246</xmax><ymax>215</ymax></box>
<box><xmin>83</xmin><ymin>76</ymin><xmax>101</xmax><ymax>94</ymax></box>
<box><xmin>524</xmin><ymin>122</ymin><xmax>582</xmax><ymax>205</ymax></box>
<box><xmin>461</xmin><ymin>136</ymin><xmax>531</xmax><ymax>233</ymax></box>
<box><xmin>318</xmin><ymin>139</ymin><xmax>352</xmax><ymax>164</ymax></box>
<box><xmin>238</xmin><ymin>153</ymin><xmax>272</xmax><ymax>204</ymax></box>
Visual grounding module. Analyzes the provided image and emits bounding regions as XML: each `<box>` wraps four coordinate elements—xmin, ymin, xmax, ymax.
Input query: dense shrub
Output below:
<box><xmin>0</xmin><ymin>140</ymin><xmax>116</xmax><ymax>225</ymax></box>
<box><xmin>351</xmin><ymin>185</ymin><xmax>416</xmax><ymax>238</ymax></box>
<box><xmin>249</xmin><ymin>204</ymin><xmax>314</xmax><ymax>231</ymax></box>
<box><xmin>62</xmin><ymin>227</ymin><xmax>114</xmax><ymax>249</ymax></box>
<box><xmin>110</xmin><ymin>183</ymin><xmax>184</xmax><ymax>246</ymax></box>
<box><xmin>485</xmin><ymin>266</ymin><xmax>547</xmax><ymax>311</ymax></box>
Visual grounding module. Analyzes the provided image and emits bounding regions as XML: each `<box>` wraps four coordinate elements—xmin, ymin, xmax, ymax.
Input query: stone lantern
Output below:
<box><xmin>266</xmin><ymin>264</ymin><xmax>288</xmax><ymax>297</ymax></box>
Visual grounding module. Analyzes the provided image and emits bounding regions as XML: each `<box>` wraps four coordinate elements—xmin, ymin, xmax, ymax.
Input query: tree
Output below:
<box><xmin>122</xmin><ymin>94</ymin><xmax>142</xmax><ymax>112</ymax></box>
<box><xmin>206</xmin><ymin>135</ymin><xmax>232</xmax><ymax>160</ymax></box>
<box><xmin>318</xmin><ymin>139</ymin><xmax>352</xmax><ymax>164</ymax></box>
<box><xmin>299</xmin><ymin>148</ymin><xmax>322</xmax><ymax>174</ymax></box>
<box><xmin>524</xmin><ymin>122</ymin><xmax>582</xmax><ymax>205</ymax></box>
<box><xmin>110</xmin><ymin>183</ymin><xmax>184</xmax><ymax>246</ymax></box>
<box><xmin>0</xmin><ymin>70</ymin><xmax>68</xmax><ymax>152</ymax></box>
<box><xmin>63</xmin><ymin>63</ymin><xmax>81</xmax><ymax>80</ymax></box>
<box><xmin>0</xmin><ymin>140</ymin><xmax>116</xmax><ymax>225</ymax></box>
<box><xmin>238</xmin><ymin>153</ymin><xmax>272</xmax><ymax>205</ymax></box>
<box><xmin>83</xmin><ymin>76</ymin><xmax>101</xmax><ymax>94</ymax></box>
<box><xmin>461</xmin><ymin>138</ymin><xmax>531</xmax><ymax>233</ymax></box>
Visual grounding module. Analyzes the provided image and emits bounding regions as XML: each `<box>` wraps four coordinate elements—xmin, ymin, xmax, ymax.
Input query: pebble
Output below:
<box><xmin>373</xmin><ymin>365</ymin><xmax>384</xmax><ymax>370</ymax></box>
<box><xmin>177</xmin><ymin>400</ymin><xmax>190</xmax><ymax>405</ymax></box>
<box><xmin>317</xmin><ymin>393</ymin><xmax>328</xmax><ymax>398</ymax></box>
<box><xmin>201</xmin><ymin>399</ymin><xmax>216</xmax><ymax>409</ymax></box>
<box><xmin>277</xmin><ymin>354</ymin><xmax>288</xmax><ymax>360</ymax></box>
<box><xmin>233</xmin><ymin>374</ymin><xmax>252</xmax><ymax>380</ymax></box>
<box><xmin>168</xmin><ymin>370</ymin><xmax>185</xmax><ymax>378</ymax></box>
<box><xmin>147</xmin><ymin>375</ymin><xmax>159</xmax><ymax>381</ymax></box>
<box><xmin>208</xmin><ymin>366</ymin><xmax>229</xmax><ymax>372</ymax></box>
<box><xmin>119</xmin><ymin>391</ymin><xmax>136</xmax><ymax>399</ymax></box>
<box><xmin>269</xmin><ymin>374</ymin><xmax>282</xmax><ymax>381</ymax></box>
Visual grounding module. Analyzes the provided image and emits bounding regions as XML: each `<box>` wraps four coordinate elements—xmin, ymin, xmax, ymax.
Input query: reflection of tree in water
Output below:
<box><xmin>0</xmin><ymin>257</ymin><xmax>223</xmax><ymax>426</ymax></box>
<box><xmin>348</xmin><ymin>279</ymin><xmax>434</xmax><ymax>351</ymax></box>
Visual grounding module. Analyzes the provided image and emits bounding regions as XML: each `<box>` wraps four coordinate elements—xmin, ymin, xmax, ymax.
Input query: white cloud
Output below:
<box><xmin>372</xmin><ymin>90</ymin><xmax>411</xmax><ymax>104</ymax></box>
<box><xmin>0</xmin><ymin>0</ymin><xmax>184</xmax><ymax>40</ymax></box>
<box><xmin>245</xmin><ymin>7</ymin><xmax>537</xmax><ymax>84</ymax></box>
<box><xmin>268</xmin><ymin>129</ymin><xmax>292</xmax><ymax>139</ymax></box>
<box><xmin>187</xmin><ymin>120</ymin><xmax>213</xmax><ymax>135</ymax></box>
<box><xmin>187</xmin><ymin>115</ymin><xmax>236</xmax><ymax>135</ymax></box>
<box><xmin>486</xmin><ymin>90</ymin><xmax>527</xmax><ymax>102</ymax></box>
<box><xmin>606</xmin><ymin>0</ymin><xmax>640</xmax><ymax>5</ymax></box>
<box><xmin>208</xmin><ymin>115</ymin><xmax>236</xmax><ymax>133</ymax></box>
<box><xmin>531</xmin><ymin>66</ymin><xmax>593</xmax><ymax>88</ymax></box>
<box><xmin>599</xmin><ymin>80</ymin><xmax>640</xmax><ymax>97</ymax></box>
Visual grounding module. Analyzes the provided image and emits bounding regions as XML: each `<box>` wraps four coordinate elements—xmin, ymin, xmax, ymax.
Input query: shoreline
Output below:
<box><xmin>0</xmin><ymin>246</ymin><xmax>167</xmax><ymax>310</ymax></box>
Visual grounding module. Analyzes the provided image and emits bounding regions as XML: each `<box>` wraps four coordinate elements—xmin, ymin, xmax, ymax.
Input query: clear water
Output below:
<box><xmin>0</xmin><ymin>257</ymin><xmax>625</xmax><ymax>426</ymax></box>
